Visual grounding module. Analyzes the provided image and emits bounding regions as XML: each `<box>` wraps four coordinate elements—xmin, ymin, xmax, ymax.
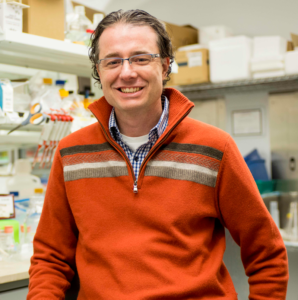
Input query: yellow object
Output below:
<box><xmin>34</xmin><ymin>188</ymin><xmax>44</xmax><ymax>194</ymax></box>
<box><xmin>73</xmin><ymin>41</ymin><xmax>85</xmax><ymax>45</ymax></box>
<box><xmin>43</xmin><ymin>78</ymin><xmax>52</xmax><ymax>85</ymax></box>
<box><xmin>59</xmin><ymin>90</ymin><xmax>69</xmax><ymax>98</ymax></box>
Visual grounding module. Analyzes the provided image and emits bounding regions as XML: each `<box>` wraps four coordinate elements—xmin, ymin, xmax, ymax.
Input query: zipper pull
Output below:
<box><xmin>133</xmin><ymin>181</ymin><xmax>138</xmax><ymax>194</ymax></box>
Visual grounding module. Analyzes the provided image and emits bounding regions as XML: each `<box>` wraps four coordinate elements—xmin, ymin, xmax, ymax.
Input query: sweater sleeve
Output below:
<box><xmin>215</xmin><ymin>135</ymin><xmax>288</xmax><ymax>300</ymax></box>
<box><xmin>27</xmin><ymin>144</ymin><xmax>78</xmax><ymax>300</ymax></box>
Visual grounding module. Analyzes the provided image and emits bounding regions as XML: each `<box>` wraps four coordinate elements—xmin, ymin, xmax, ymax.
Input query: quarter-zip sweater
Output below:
<box><xmin>28</xmin><ymin>88</ymin><xmax>288</xmax><ymax>300</ymax></box>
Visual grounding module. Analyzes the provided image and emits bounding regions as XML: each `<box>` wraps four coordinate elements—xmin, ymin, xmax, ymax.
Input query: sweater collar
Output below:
<box><xmin>88</xmin><ymin>88</ymin><xmax>194</xmax><ymax>138</ymax></box>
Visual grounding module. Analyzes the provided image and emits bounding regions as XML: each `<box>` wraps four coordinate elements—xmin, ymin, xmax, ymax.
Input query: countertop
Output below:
<box><xmin>0</xmin><ymin>260</ymin><xmax>30</xmax><ymax>284</ymax></box>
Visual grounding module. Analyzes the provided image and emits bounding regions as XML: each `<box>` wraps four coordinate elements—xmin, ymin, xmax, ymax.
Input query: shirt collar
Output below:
<box><xmin>109</xmin><ymin>95</ymin><xmax>169</xmax><ymax>142</ymax></box>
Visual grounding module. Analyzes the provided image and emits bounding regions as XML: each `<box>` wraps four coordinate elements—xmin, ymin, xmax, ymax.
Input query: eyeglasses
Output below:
<box><xmin>97</xmin><ymin>53</ymin><xmax>160</xmax><ymax>70</ymax></box>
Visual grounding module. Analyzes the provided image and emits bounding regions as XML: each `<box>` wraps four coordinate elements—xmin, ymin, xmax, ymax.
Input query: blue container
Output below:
<box><xmin>247</xmin><ymin>159</ymin><xmax>269</xmax><ymax>181</ymax></box>
<box><xmin>244</xmin><ymin>149</ymin><xmax>262</xmax><ymax>163</ymax></box>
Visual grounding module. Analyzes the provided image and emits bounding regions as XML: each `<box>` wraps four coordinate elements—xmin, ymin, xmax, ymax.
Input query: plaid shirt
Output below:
<box><xmin>109</xmin><ymin>96</ymin><xmax>169</xmax><ymax>180</ymax></box>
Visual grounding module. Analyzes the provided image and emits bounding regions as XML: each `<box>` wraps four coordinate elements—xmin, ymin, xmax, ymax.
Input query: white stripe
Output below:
<box><xmin>147</xmin><ymin>160</ymin><xmax>218</xmax><ymax>177</ymax></box>
<box><xmin>64</xmin><ymin>161</ymin><xmax>127</xmax><ymax>172</ymax></box>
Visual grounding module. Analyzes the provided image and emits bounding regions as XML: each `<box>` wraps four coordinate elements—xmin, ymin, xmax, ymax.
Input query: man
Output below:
<box><xmin>28</xmin><ymin>9</ymin><xmax>288</xmax><ymax>300</ymax></box>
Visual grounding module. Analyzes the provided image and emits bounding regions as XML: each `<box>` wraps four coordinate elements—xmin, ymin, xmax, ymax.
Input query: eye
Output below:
<box><xmin>107</xmin><ymin>59</ymin><xmax>121</xmax><ymax>66</ymax></box>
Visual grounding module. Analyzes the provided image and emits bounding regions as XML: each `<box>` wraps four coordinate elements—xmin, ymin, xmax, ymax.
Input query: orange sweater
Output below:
<box><xmin>28</xmin><ymin>88</ymin><xmax>288</xmax><ymax>300</ymax></box>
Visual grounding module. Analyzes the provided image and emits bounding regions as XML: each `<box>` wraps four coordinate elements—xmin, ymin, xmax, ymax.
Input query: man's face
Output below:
<box><xmin>97</xmin><ymin>23</ymin><xmax>170</xmax><ymax>115</ymax></box>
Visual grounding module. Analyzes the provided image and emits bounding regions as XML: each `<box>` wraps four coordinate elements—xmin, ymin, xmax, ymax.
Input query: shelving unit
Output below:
<box><xmin>176</xmin><ymin>75</ymin><xmax>298</xmax><ymax>100</ymax></box>
<box><xmin>0</xmin><ymin>31</ymin><xmax>91</xmax><ymax>77</ymax></box>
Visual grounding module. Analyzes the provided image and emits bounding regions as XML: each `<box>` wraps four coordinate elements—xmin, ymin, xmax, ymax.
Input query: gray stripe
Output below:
<box><xmin>64</xmin><ymin>161</ymin><xmax>127</xmax><ymax>172</ymax></box>
<box><xmin>64</xmin><ymin>166</ymin><xmax>128</xmax><ymax>182</ymax></box>
<box><xmin>60</xmin><ymin>143</ymin><xmax>114</xmax><ymax>157</ymax></box>
<box><xmin>147</xmin><ymin>160</ymin><xmax>218</xmax><ymax>177</ymax></box>
<box><xmin>160</xmin><ymin>143</ymin><xmax>223</xmax><ymax>161</ymax></box>
<box><xmin>145</xmin><ymin>166</ymin><xmax>217</xmax><ymax>187</ymax></box>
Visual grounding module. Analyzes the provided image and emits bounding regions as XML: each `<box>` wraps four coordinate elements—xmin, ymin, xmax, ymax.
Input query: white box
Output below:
<box><xmin>200</xmin><ymin>25</ymin><xmax>233</xmax><ymax>46</ymax></box>
<box><xmin>253</xmin><ymin>36</ymin><xmax>287</xmax><ymax>59</ymax></box>
<box><xmin>0</xmin><ymin>1</ymin><xmax>29</xmax><ymax>33</ymax></box>
<box><xmin>209</xmin><ymin>36</ymin><xmax>252</xmax><ymax>83</ymax></box>
<box><xmin>253</xmin><ymin>70</ymin><xmax>285</xmax><ymax>79</ymax></box>
<box><xmin>285</xmin><ymin>51</ymin><xmax>298</xmax><ymax>75</ymax></box>
<box><xmin>251</xmin><ymin>60</ymin><xmax>284</xmax><ymax>73</ymax></box>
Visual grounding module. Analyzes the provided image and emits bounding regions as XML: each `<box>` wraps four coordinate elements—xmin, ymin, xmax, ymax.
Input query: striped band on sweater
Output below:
<box><xmin>145</xmin><ymin>143</ymin><xmax>223</xmax><ymax>187</ymax></box>
<box><xmin>60</xmin><ymin>143</ymin><xmax>128</xmax><ymax>182</ymax></box>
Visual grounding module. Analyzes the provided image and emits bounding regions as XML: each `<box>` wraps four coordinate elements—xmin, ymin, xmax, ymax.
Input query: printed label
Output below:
<box><xmin>187</xmin><ymin>52</ymin><xmax>203</xmax><ymax>68</ymax></box>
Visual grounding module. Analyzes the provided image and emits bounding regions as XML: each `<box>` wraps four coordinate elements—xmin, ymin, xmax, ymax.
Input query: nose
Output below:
<box><xmin>119</xmin><ymin>60</ymin><xmax>137</xmax><ymax>81</ymax></box>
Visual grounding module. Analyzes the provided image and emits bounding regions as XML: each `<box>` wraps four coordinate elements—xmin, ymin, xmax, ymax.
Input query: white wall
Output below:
<box><xmin>225</xmin><ymin>91</ymin><xmax>271</xmax><ymax>178</ymax></box>
<box><xmin>104</xmin><ymin>0</ymin><xmax>298</xmax><ymax>40</ymax></box>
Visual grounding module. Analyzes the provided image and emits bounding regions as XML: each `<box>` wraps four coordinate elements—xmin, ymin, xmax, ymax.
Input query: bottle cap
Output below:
<box><xmin>34</xmin><ymin>188</ymin><xmax>44</xmax><ymax>194</ymax></box>
<box><xmin>86</xmin><ymin>29</ymin><xmax>94</xmax><ymax>34</ymax></box>
<box><xmin>74</xmin><ymin>6</ymin><xmax>85</xmax><ymax>15</ymax></box>
<box><xmin>55</xmin><ymin>80</ymin><xmax>66</xmax><ymax>86</ymax></box>
<box><xmin>43</xmin><ymin>78</ymin><xmax>52</xmax><ymax>85</ymax></box>
<box><xmin>4</xmin><ymin>226</ymin><xmax>13</xmax><ymax>233</ymax></box>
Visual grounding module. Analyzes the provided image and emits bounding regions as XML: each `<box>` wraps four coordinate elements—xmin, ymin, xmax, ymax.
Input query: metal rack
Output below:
<box><xmin>176</xmin><ymin>75</ymin><xmax>298</xmax><ymax>100</ymax></box>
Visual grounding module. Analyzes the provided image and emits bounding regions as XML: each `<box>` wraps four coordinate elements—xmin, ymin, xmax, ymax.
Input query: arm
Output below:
<box><xmin>215</xmin><ymin>136</ymin><xmax>288</xmax><ymax>300</ymax></box>
<box><xmin>27</xmin><ymin>144</ymin><xmax>78</xmax><ymax>300</ymax></box>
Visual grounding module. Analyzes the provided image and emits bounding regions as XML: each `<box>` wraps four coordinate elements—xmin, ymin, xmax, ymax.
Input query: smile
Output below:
<box><xmin>118</xmin><ymin>87</ymin><xmax>144</xmax><ymax>93</ymax></box>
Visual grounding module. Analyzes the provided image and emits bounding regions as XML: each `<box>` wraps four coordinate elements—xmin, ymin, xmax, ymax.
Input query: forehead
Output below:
<box><xmin>98</xmin><ymin>23</ymin><xmax>159</xmax><ymax>58</ymax></box>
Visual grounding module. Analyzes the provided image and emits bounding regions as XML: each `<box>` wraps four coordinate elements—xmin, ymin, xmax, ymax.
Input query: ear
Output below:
<box><xmin>96</xmin><ymin>64</ymin><xmax>101</xmax><ymax>78</ymax></box>
<box><xmin>162</xmin><ymin>57</ymin><xmax>170</xmax><ymax>79</ymax></box>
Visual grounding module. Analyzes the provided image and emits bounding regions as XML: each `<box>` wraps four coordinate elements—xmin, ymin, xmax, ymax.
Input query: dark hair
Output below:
<box><xmin>88</xmin><ymin>9</ymin><xmax>174</xmax><ymax>87</ymax></box>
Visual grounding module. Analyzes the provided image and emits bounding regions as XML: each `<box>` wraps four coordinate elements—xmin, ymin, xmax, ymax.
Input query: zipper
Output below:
<box><xmin>93</xmin><ymin>106</ymin><xmax>193</xmax><ymax>194</ymax></box>
<box><xmin>94</xmin><ymin>117</ymin><xmax>137</xmax><ymax>189</ymax></box>
<box><xmin>137</xmin><ymin>107</ymin><xmax>193</xmax><ymax>180</ymax></box>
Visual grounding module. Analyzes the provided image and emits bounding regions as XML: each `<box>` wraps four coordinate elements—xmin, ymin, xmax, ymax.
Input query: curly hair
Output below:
<box><xmin>88</xmin><ymin>9</ymin><xmax>174</xmax><ymax>87</ymax></box>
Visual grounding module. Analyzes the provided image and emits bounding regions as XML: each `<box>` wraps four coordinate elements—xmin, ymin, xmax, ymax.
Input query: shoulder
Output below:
<box><xmin>58</xmin><ymin>121</ymin><xmax>106</xmax><ymax>150</ymax></box>
<box><xmin>173</xmin><ymin>116</ymin><xmax>231</xmax><ymax>154</ymax></box>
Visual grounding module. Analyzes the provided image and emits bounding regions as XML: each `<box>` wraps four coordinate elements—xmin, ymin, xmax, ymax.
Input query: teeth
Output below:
<box><xmin>120</xmin><ymin>87</ymin><xmax>141</xmax><ymax>93</ymax></box>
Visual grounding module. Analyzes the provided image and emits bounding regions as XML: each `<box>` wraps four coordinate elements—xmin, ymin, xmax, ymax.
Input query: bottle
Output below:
<box><xmin>3</xmin><ymin>226</ymin><xmax>15</xmax><ymax>255</ymax></box>
<box><xmin>6</xmin><ymin>159</ymin><xmax>44</xmax><ymax>200</ymax></box>
<box><xmin>92</xmin><ymin>13</ymin><xmax>104</xmax><ymax>29</ymax></box>
<box><xmin>24</xmin><ymin>188</ymin><xmax>45</xmax><ymax>244</ymax></box>
<box><xmin>18</xmin><ymin>225</ymin><xmax>33</xmax><ymax>260</ymax></box>
<box><xmin>65</xmin><ymin>6</ymin><xmax>92</xmax><ymax>44</ymax></box>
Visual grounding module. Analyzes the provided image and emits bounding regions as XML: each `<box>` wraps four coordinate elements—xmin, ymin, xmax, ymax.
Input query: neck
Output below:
<box><xmin>115</xmin><ymin>100</ymin><xmax>163</xmax><ymax>137</ymax></box>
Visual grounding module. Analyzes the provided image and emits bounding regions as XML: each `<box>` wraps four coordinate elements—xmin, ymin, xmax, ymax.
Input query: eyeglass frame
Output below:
<box><xmin>97</xmin><ymin>53</ymin><xmax>161</xmax><ymax>69</ymax></box>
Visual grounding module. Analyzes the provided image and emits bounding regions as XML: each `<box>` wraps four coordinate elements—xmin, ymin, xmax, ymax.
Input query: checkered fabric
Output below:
<box><xmin>109</xmin><ymin>96</ymin><xmax>169</xmax><ymax>180</ymax></box>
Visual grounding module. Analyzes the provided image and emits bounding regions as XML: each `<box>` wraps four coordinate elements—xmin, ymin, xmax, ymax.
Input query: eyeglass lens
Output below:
<box><xmin>101</xmin><ymin>54</ymin><xmax>154</xmax><ymax>69</ymax></box>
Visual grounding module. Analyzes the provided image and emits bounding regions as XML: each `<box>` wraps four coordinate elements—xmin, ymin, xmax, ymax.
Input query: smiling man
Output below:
<box><xmin>27</xmin><ymin>9</ymin><xmax>288</xmax><ymax>300</ymax></box>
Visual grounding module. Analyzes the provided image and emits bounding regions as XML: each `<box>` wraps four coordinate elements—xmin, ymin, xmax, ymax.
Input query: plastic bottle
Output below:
<box><xmin>3</xmin><ymin>226</ymin><xmax>15</xmax><ymax>255</ymax></box>
<box><xmin>6</xmin><ymin>159</ymin><xmax>44</xmax><ymax>200</ymax></box>
<box><xmin>65</xmin><ymin>6</ymin><xmax>92</xmax><ymax>44</ymax></box>
<box><xmin>24</xmin><ymin>188</ymin><xmax>45</xmax><ymax>244</ymax></box>
<box><xmin>92</xmin><ymin>13</ymin><xmax>104</xmax><ymax>29</ymax></box>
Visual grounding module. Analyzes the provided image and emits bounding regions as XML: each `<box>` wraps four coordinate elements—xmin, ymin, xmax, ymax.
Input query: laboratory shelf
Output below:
<box><xmin>0</xmin><ymin>31</ymin><xmax>91</xmax><ymax>77</ymax></box>
<box><xmin>284</xmin><ymin>241</ymin><xmax>298</xmax><ymax>248</ymax></box>
<box><xmin>176</xmin><ymin>75</ymin><xmax>298</xmax><ymax>100</ymax></box>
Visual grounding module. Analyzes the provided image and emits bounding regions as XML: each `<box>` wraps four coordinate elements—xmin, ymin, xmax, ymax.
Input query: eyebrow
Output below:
<box><xmin>103</xmin><ymin>50</ymin><xmax>151</xmax><ymax>59</ymax></box>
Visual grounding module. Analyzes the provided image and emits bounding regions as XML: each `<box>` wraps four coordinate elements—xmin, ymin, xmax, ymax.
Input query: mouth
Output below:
<box><xmin>116</xmin><ymin>87</ymin><xmax>144</xmax><ymax>94</ymax></box>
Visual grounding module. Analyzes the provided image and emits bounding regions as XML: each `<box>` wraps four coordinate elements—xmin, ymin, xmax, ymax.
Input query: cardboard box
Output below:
<box><xmin>174</xmin><ymin>47</ymin><xmax>209</xmax><ymax>85</ymax></box>
<box><xmin>162</xmin><ymin>21</ymin><xmax>198</xmax><ymax>52</ymax></box>
<box><xmin>23</xmin><ymin>0</ymin><xmax>65</xmax><ymax>40</ymax></box>
<box><xmin>72</xmin><ymin>1</ymin><xmax>105</xmax><ymax>24</ymax></box>
<box><xmin>291</xmin><ymin>33</ymin><xmax>298</xmax><ymax>49</ymax></box>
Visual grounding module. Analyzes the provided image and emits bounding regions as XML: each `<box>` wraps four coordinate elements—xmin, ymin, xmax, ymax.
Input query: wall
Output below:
<box><xmin>225</xmin><ymin>91</ymin><xmax>271</xmax><ymax>177</ymax></box>
<box><xmin>104</xmin><ymin>0</ymin><xmax>297</xmax><ymax>40</ymax></box>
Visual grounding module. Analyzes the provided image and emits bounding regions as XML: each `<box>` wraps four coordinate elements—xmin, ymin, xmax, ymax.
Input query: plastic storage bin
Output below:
<box><xmin>209</xmin><ymin>36</ymin><xmax>252</xmax><ymax>83</ymax></box>
<box><xmin>256</xmin><ymin>180</ymin><xmax>276</xmax><ymax>194</ymax></box>
<box><xmin>246</xmin><ymin>159</ymin><xmax>269</xmax><ymax>181</ymax></box>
